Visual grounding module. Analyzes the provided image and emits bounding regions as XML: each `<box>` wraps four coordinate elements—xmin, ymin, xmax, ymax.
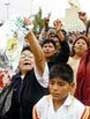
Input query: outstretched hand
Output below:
<box><xmin>24</xmin><ymin>17</ymin><xmax>32</xmax><ymax>25</ymax></box>
<box><xmin>23</xmin><ymin>17</ymin><xmax>34</xmax><ymax>37</ymax></box>
<box><xmin>53</xmin><ymin>19</ymin><xmax>63</xmax><ymax>31</ymax></box>
<box><xmin>78</xmin><ymin>11</ymin><xmax>87</xmax><ymax>23</ymax></box>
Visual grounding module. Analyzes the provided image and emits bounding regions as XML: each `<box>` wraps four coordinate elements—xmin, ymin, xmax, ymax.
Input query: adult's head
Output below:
<box><xmin>18</xmin><ymin>45</ymin><xmax>35</xmax><ymax>75</ymax></box>
<box><xmin>42</xmin><ymin>39</ymin><xmax>57</xmax><ymax>60</ymax></box>
<box><xmin>72</xmin><ymin>35</ymin><xmax>89</xmax><ymax>57</ymax></box>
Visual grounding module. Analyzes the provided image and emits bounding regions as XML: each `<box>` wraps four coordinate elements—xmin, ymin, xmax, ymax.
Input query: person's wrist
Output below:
<box><xmin>22</xmin><ymin>24</ymin><xmax>34</xmax><ymax>37</ymax></box>
<box><xmin>15</xmin><ymin>16</ymin><xmax>33</xmax><ymax>37</ymax></box>
<box><xmin>56</xmin><ymin>29</ymin><xmax>61</xmax><ymax>34</ymax></box>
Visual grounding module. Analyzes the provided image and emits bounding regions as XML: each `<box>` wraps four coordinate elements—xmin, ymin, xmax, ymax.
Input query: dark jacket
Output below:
<box><xmin>48</xmin><ymin>40</ymin><xmax>70</xmax><ymax>69</ymax></box>
<box><xmin>5</xmin><ymin>70</ymin><xmax>48</xmax><ymax>119</ymax></box>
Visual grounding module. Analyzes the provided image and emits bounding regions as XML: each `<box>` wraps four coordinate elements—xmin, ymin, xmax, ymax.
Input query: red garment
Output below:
<box><xmin>0</xmin><ymin>75</ymin><xmax>4</xmax><ymax>88</ymax></box>
<box><xmin>0</xmin><ymin>68</ymin><xmax>11</xmax><ymax>90</ymax></box>
<box><xmin>75</xmin><ymin>49</ymin><xmax>90</xmax><ymax>106</ymax></box>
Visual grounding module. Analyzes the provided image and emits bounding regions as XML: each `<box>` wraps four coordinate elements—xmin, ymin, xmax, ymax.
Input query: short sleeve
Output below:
<box><xmin>34</xmin><ymin>63</ymin><xmax>49</xmax><ymax>88</ymax></box>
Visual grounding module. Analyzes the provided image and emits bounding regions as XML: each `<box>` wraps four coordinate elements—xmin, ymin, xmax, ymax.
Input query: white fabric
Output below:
<box><xmin>67</xmin><ymin>57</ymin><xmax>80</xmax><ymax>83</ymax></box>
<box><xmin>34</xmin><ymin>63</ymin><xmax>49</xmax><ymax>88</ymax></box>
<box><xmin>35</xmin><ymin>94</ymin><xmax>85</xmax><ymax>119</ymax></box>
<box><xmin>0</xmin><ymin>16</ymin><xmax>33</xmax><ymax>71</ymax></box>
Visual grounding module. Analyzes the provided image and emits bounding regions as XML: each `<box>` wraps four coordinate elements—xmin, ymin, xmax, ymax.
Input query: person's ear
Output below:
<box><xmin>69</xmin><ymin>82</ymin><xmax>76</xmax><ymax>94</ymax></box>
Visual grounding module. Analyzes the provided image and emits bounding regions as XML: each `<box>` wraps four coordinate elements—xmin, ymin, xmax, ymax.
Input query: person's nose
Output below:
<box><xmin>53</xmin><ymin>84</ymin><xmax>58</xmax><ymax>90</ymax></box>
<box><xmin>45</xmin><ymin>46</ymin><xmax>50</xmax><ymax>51</ymax></box>
<box><xmin>79</xmin><ymin>43</ymin><xmax>83</xmax><ymax>48</ymax></box>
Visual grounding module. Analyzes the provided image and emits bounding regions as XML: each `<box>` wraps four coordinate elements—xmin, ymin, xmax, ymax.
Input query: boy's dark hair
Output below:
<box><xmin>49</xmin><ymin>64</ymin><xmax>74</xmax><ymax>84</ymax></box>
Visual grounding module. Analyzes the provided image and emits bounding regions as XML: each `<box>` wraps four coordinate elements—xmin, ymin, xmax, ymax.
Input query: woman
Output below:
<box><xmin>4</xmin><ymin>31</ymin><xmax>49</xmax><ymax>119</ymax></box>
<box><xmin>75</xmin><ymin>21</ymin><xmax>90</xmax><ymax>105</ymax></box>
<box><xmin>67</xmin><ymin>35</ymin><xmax>89</xmax><ymax>84</ymax></box>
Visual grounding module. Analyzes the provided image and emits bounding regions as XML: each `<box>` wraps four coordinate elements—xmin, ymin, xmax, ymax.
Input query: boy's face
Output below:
<box><xmin>49</xmin><ymin>78</ymin><xmax>74</xmax><ymax>102</ymax></box>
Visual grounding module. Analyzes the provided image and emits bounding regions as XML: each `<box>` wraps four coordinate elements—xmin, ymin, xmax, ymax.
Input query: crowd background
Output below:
<box><xmin>0</xmin><ymin>5</ymin><xmax>90</xmax><ymax>119</ymax></box>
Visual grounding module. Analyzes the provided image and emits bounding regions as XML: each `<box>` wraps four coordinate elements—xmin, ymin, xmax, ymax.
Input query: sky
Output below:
<box><xmin>32</xmin><ymin>0</ymin><xmax>90</xmax><ymax>18</ymax></box>
<box><xmin>0</xmin><ymin>0</ymin><xmax>90</xmax><ymax>21</ymax></box>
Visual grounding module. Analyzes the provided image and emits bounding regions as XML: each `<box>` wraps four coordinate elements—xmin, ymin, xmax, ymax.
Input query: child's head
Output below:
<box><xmin>49</xmin><ymin>64</ymin><xmax>74</xmax><ymax>102</ymax></box>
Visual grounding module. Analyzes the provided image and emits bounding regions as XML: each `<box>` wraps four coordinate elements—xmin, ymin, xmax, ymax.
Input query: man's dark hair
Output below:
<box><xmin>42</xmin><ymin>39</ymin><xmax>57</xmax><ymax>49</ymax></box>
<box><xmin>49</xmin><ymin>64</ymin><xmax>74</xmax><ymax>84</ymax></box>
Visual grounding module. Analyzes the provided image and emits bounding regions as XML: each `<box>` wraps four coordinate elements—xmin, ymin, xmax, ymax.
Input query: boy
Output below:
<box><xmin>33</xmin><ymin>64</ymin><xmax>90</xmax><ymax>119</ymax></box>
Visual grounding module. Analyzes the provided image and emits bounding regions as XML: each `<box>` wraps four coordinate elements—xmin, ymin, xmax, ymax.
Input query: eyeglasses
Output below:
<box><xmin>20</xmin><ymin>53</ymin><xmax>33</xmax><ymax>59</ymax></box>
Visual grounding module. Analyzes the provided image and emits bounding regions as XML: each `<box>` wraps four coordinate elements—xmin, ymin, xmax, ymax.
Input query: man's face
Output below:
<box><xmin>19</xmin><ymin>50</ymin><xmax>35</xmax><ymax>74</ymax></box>
<box><xmin>49</xmin><ymin>78</ymin><xmax>74</xmax><ymax>102</ymax></box>
<box><xmin>42</xmin><ymin>43</ymin><xmax>56</xmax><ymax>59</ymax></box>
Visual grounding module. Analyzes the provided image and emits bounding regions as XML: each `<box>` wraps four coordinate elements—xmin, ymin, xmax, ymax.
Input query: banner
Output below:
<box><xmin>0</xmin><ymin>16</ymin><xmax>26</xmax><ymax>72</ymax></box>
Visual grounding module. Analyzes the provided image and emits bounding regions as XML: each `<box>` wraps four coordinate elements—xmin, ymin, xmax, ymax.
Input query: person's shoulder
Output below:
<box><xmin>36</xmin><ymin>95</ymin><xmax>51</xmax><ymax>105</ymax></box>
<box><xmin>72</xmin><ymin>96</ymin><xmax>85</xmax><ymax>114</ymax></box>
<box><xmin>72</xmin><ymin>96</ymin><xmax>84</xmax><ymax>106</ymax></box>
<box><xmin>35</xmin><ymin>95</ymin><xmax>51</xmax><ymax>112</ymax></box>
<box><xmin>80</xmin><ymin>106</ymin><xmax>90</xmax><ymax>119</ymax></box>
<box><xmin>40</xmin><ymin>95</ymin><xmax>52</xmax><ymax>102</ymax></box>
<box><xmin>12</xmin><ymin>73</ymin><xmax>21</xmax><ymax>82</ymax></box>
<box><xmin>67</xmin><ymin>57</ymin><xmax>73</xmax><ymax>63</ymax></box>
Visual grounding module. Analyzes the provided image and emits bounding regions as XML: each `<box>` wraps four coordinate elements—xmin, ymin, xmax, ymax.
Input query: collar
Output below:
<box><xmin>63</xmin><ymin>94</ymin><xmax>74</xmax><ymax>107</ymax></box>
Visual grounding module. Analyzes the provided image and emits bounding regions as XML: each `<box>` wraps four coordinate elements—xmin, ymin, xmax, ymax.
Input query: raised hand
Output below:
<box><xmin>78</xmin><ymin>11</ymin><xmax>87</xmax><ymax>24</ymax></box>
<box><xmin>53</xmin><ymin>19</ymin><xmax>63</xmax><ymax>31</ymax></box>
<box><xmin>53</xmin><ymin>19</ymin><xmax>64</xmax><ymax>41</ymax></box>
<box><xmin>24</xmin><ymin>17</ymin><xmax>32</xmax><ymax>25</ymax></box>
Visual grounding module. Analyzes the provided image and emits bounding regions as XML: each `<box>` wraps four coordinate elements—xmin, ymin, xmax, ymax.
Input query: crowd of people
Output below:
<box><xmin>0</xmin><ymin>11</ymin><xmax>90</xmax><ymax>119</ymax></box>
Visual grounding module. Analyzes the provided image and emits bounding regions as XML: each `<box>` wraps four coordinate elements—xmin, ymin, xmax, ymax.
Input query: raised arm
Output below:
<box><xmin>53</xmin><ymin>19</ymin><xmax>64</xmax><ymax>41</ymax></box>
<box><xmin>53</xmin><ymin>19</ymin><xmax>70</xmax><ymax>63</ymax></box>
<box><xmin>24</xmin><ymin>18</ymin><xmax>46</xmax><ymax>76</ymax></box>
<box><xmin>25</xmin><ymin>31</ymin><xmax>46</xmax><ymax>76</ymax></box>
<box><xmin>78</xmin><ymin>11</ymin><xmax>88</xmax><ymax>26</ymax></box>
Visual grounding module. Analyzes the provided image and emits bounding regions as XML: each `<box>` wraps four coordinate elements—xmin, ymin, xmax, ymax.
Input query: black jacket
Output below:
<box><xmin>48</xmin><ymin>40</ymin><xmax>70</xmax><ymax>69</ymax></box>
<box><xmin>5</xmin><ymin>70</ymin><xmax>48</xmax><ymax>119</ymax></box>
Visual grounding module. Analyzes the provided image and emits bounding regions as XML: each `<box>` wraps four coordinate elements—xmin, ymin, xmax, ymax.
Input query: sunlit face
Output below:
<box><xmin>74</xmin><ymin>38</ymin><xmax>88</xmax><ymax>56</ymax></box>
<box><xmin>19</xmin><ymin>50</ymin><xmax>35</xmax><ymax>74</ymax></box>
<box><xmin>49</xmin><ymin>78</ymin><xmax>73</xmax><ymax>102</ymax></box>
<box><xmin>42</xmin><ymin>43</ymin><xmax>56</xmax><ymax>59</ymax></box>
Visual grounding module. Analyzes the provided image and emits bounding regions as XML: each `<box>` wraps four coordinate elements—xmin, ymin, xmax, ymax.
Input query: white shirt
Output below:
<box><xmin>21</xmin><ymin>63</ymin><xmax>49</xmax><ymax>88</ymax></box>
<box><xmin>34</xmin><ymin>63</ymin><xmax>49</xmax><ymax>88</ymax></box>
<box><xmin>35</xmin><ymin>95</ymin><xmax>85</xmax><ymax>119</ymax></box>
